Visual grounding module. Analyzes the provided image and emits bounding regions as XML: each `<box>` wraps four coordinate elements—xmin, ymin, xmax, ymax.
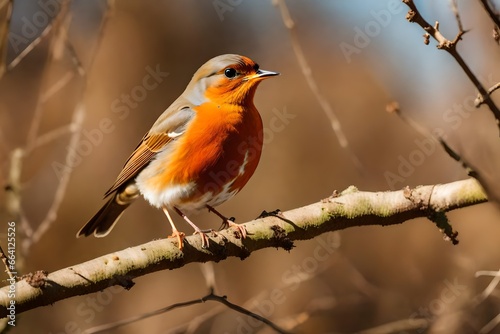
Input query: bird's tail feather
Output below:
<box><xmin>77</xmin><ymin>184</ymin><xmax>139</xmax><ymax>238</ymax></box>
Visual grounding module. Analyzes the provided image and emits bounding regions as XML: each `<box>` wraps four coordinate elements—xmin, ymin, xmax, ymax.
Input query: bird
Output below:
<box><xmin>77</xmin><ymin>54</ymin><xmax>279</xmax><ymax>249</ymax></box>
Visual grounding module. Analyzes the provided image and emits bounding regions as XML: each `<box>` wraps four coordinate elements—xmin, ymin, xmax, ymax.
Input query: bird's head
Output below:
<box><xmin>184</xmin><ymin>54</ymin><xmax>279</xmax><ymax>106</ymax></box>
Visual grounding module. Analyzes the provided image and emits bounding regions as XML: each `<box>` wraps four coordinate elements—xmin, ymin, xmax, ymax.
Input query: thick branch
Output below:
<box><xmin>0</xmin><ymin>178</ymin><xmax>487</xmax><ymax>318</ymax></box>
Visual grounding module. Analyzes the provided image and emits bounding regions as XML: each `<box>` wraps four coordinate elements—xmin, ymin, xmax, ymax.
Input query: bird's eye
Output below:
<box><xmin>224</xmin><ymin>68</ymin><xmax>237</xmax><ymax>78</ymax></box>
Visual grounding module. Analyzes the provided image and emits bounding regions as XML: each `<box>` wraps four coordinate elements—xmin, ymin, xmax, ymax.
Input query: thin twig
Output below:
<box><xmin>84</xmin><ymin>291</ymin><xmax>290</xmax><ymax>334</ymax></box>
<box><xmin>474</xmin><ymin>268</ymin><xmax>500</xmax><ymax>305</ymax></box>
<box><xmin>386</xmin><ymin>101</ymin><xmax>439</xmax><ymax>143</ymax></box>
<box><xmin>403</xmin><ymin>0</ymin><xmax>500</xmax><ymax>131</ymax></box>
<box><xmin>199</xmin><ymin>262</ymin><xmax>217</xmax><ymax>292</ymax></box>
<box><xmin>480</xmin><ymin>313</ymin><xmax>500</xmax><ymax>334</ymax></box>
<box><xmin>388</xmin><ymin>103</ymin><xmax>494</xmax><ymax>201</ymax></box>
<box><xmin>5</xmin><ymin>149</ymin><xmax>23</xmax><ymax>223</ymax></box>
<box><xmin>475</xmin><ymin>82</ymin><xmax>500</xmax><ymax>107</ymax></box>
<box><xmin>22</xmin><ymin>1</ymin><xmax>113</xmax><ymax>252</ymax></box>
<box><xmin>24</xmin><ymin>71</ymin><xmax>77</xmax><ymax>155</ymax></box>
<box><xmin>204</xmin><ymin>293</ymin><xmax>291</xmax><ymax>334</ymax></box>
<box><xmin>7</xmin><ymin>24</ymin><xmax>52</xmax><ymax>71</ymax></box>
<box><xmin>18</xmin><ymin>1</ymin><xmax>74</xmax><ymax>254</ymax></box>
<box><xmin>479</xmin><ymin>0</ymin><xmax>500</xmax><ymax>29</ymax></box>
<box><xmin>450</xmin><ymin>0</ymin><xmax>465</xmax><ymax>32</ymax></box>
<box><xmin>439</xmin><ymin>139</ymin><xmax>480</xmax><ymax>180</ymax></box>
<box><xmin>167</xmin><ymin>245</ymin><xmax>341</xmax><ymax>334</ymax></box>
<box><xmin>25</xmin><ymin>0</ymin><xmax>71</xmax><ymax>148</ymax></box>
<box><xmin>87</xmin><ymin>0</ymin><xmax>115</xmax><ymax>72</ymax></box>
<box><xmin>0</xmin><ymin>0</ymin><xmax>13</xmax><ymax>77</ymax></box>
<box><xmin>273</xmin><ymin>0</ymin><xmax>363</xmax><ymax>171</ymax></box>
<box><xmin>165</xmin><ymin>305</ymin><xmax>225</xmax><ymax>334</ymax></box>
<box><xmin>25</xmin><ymin>124</ymin><xmax>73</xmax><ymax>154</ymax></box>
<box><xmin>358</xmin><ymin>317</ymin><xmax>430</xmax><ymax>334</ymax></box>
<box><xmin>84</xmin><ymin>295</ymin><xmax>210</xmax><ymax>333</ymax></box>
<box><xmin>40</xmin><ymin>70</ymin><xmax>75</xmax><ymax>103</ymax></box>
<box><xmin>7</xmin><ymin>12</ymin><xmax>59</xmax><ymax>72</ymax></box>
<box><xmin>22</xmin><ymin>103</ymin><xmax>86</xmax><ymax>254</ymax></box>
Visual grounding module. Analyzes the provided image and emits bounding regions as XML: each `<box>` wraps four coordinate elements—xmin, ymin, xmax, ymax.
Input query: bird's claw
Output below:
<box><xmin>169</xmin><ymin>231</ymin><xmax>186</xmax><ymax>250</ymax></box>
<box><xmin>194</xmin><ymin>230</ymin><xmax>210</xmax><ymax>249</ymax></box>
<box><xmin>220</xmin><ymin>219</ymin><xmax>247</xmax><ymax>239</ymax></box>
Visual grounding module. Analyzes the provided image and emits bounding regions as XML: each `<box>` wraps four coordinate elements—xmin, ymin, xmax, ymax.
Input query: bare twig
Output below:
<box><xmin>86</xmin><ymin>0</ymin><xmax>115</xmax><ymax>73</ymax></box>
<box><xmin>22</xmin><ymin>103</ymin><xmax>86</xmax><ymax>254</ymax></box>
<box><xmin>386</xmin><ymin>101</ymin><xmax>439</xmax><ymax>142</ymax></box>
<box><xmin>165</xmin><ymin>305</ymin><xmax>225</xmax><ymax>334</ymax></box>
<box><xmin>6</xmin><ymin>0</ymin><xmax>69</xmax><ymax>73</ymax></box>
<box><xmin>450</xmin><ymin>0</ymin><xmax>465</xmax><ymax>32</ymax></box>
<box><xmin>358</xmin><ymin>317</ymin><xmax>430</xmax><ymax>334</ymax></box>
<box><xmin>204</xmin><ymin>293</ymin><xmax>291</xmax><ymax>334</ymax></box>
<box><xmin>25</xmin><ymin>124</ymin><xmax>73</xmax><ymax>154</ymax></box>
<box><xmin>19</xmin><ymin>1</ymin><xmax>76</xmax><ymax>251</ymax></box>
<box><xmin>21</xmin><ymin>0</ymin><xmax>114</xmax><ymax>253</ymax></box>
<box><xmin>403</xmin><ymin>0</ymin><xmax>500</xmax><ymax>131</ymax></box>
<box><xmin>7</xmin><ymin>22</ymin><xmax>54</xmax><ymax>72</ymax></box>
<box><xmin>168</xmin><ymin>242</ymin><xmax>342</xmax><ymax>334</ymax></box>
<box><xmin>480</xmin><ymin>314</ymin><xmax>500</xmax><ymax>334</ymax></box>
<box><xmin>474</xmin><ymin>269</ymin><xmax>500</xmax><ymax>305</ymax></box>
<box><xmin>84</xmin><ymin>294</ymin><xmax>213</xmax><ymax>334</ymax></box>
<box><xmin>25</xmin><ymin>0</ymin><xmax>71</xmax><ymax>148</ymax></box>
<box><xmin>273</xmin><ymin>0</ymin><xmax>363</xmax><ymax>171</ymax></box>
<box><xmin>475</xmin><ymin>82</ymin><xmax>500</xmax><ymax>107</ymax></box>
<box><xmin>389</xmin><ymin>104</ymin><xmax>494</xmax><ymax>201</ymax></box>
<box><xmin>200</xmin><ymin>262</ymin><xmax>217</xmax><ymax>292</ymax></box>
<box><xmin>439</xmin><ymin>139</ymin><xmax>479</xmax><ymax>180</ymax></box>
<box><xmin>84</xmin><ymin>290</ymin><xmax>290</xmax><ymax>334</ymax></box>
<box><xmin>479</xmin><ymin>0</ymin><xmax>500</xmax><ymax>30</ymax></box>
<box><xmin>0</xmin><ymin>178</ymin><xmax>487</xmax><ymax>317</ymax></box>
<box><xmin>0</xmin><ymin>0</ymin><xmax>13</xmax><ymax>77</ymax></box>
<box><xmin>5</xmin><ymin>149</ymin><xmax>23</xmax><ymax>223</ymax></box>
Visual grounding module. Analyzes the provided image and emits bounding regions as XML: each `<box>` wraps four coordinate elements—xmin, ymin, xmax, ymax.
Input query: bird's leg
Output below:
<box><xmin>163</xmin><ymin>207</ymin><xmax>185</xmax><ymax>250</ymax></box>
<box><xmin>206</xmin><ymin>205</ymin><xmax>247</xmax><ymax>239</ymax></box>
<box><xmin>173</xmin><ymin>207</ymin><xmax>209</xmax><ymax>248</ymax></box>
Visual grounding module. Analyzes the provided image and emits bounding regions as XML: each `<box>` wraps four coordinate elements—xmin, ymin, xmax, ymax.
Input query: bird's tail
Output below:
<box><xmin>77</xmin><ymin>184</ymin><xmax>139</xmax><ymax>238</ymax></box>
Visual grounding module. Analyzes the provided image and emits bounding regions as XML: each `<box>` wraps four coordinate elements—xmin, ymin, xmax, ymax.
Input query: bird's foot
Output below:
<box><xmin>169</xmin><ymin>230</ymin><xmax>186</xmax><ymax>250</ymax></box>
<box><xmin>220</xmin><ymin>218</ymin><xmax>247</xmax><ymax>239</ymax></box>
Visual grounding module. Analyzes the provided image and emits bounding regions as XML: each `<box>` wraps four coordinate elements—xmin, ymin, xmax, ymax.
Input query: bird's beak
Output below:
<box><xmin>244</xmin><ymin>69</ymin><xmax>280</xmax><ymax>81</ymax></box>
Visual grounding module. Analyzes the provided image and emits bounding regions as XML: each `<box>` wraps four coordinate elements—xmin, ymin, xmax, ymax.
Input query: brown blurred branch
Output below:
<box><xmin>0</xmin><ymin>0</ymin><xmax>13</xmax><ymax>77</ymax></box>
<box><xmin>5</xmin><ymin>149</ymin><xmax>23</xmax><ymax>223</ymax></box>
<box><xmin>403</xmin><ymin>0</ymin><xmax>500</xmax><ymax>130</ymax></box>
<box><xmin>0</xmin><ymin>178</ymin><xmax>487</xmax><ymax>318</ymax></box>
<box><xmin>479</xmin><ymin>0</ymin><xmax>500</xmax><ymax>30</ymax></box>
<box><xmin>18</xmin><ymin>0</ymin><xmax>114</xmax><ymax>254</ymax></box>
<box><xmin>358</xmin><ymin>317</ymin><xmax>430</xmax><ymax>334</ymax></box>
<box><xmin>273</xmin><ymin>0</ymin><xmax>363</xmax><ymax>171</ymax></box>
<box><xmin>84</xmin><ymin>290</ymin><xmax>290</xmax><ymax>334</ymax></box>
<box><xmin>21</xmin><ymin>103</ymin><xmax>86</xmax><ymax>254</ymax></box>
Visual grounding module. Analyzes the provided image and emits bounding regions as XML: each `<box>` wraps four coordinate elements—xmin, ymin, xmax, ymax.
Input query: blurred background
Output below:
<box><xmin>1</xmin><ymin>0</ymin><xmax>500</xmax><ymax>333</ymax></box>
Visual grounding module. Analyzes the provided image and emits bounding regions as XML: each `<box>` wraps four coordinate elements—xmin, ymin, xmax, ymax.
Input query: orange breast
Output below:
<box><xmin>151</xmin><ymin>101</ymin><xmax>263</xmax><ymax>206</ymax></box>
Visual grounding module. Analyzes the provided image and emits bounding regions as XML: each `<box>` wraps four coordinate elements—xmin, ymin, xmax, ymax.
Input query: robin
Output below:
<box><xmin>77</xmin><ymin>54</ymin><xmax>279</xmax><ymax>249</ymax></box>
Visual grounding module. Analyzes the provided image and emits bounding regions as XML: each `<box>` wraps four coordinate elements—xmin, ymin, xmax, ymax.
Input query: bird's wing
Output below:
<box><xmin>104</xmin><ymin>104</ymin><xmax>195</xmax><ymax>197</ymax></box>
